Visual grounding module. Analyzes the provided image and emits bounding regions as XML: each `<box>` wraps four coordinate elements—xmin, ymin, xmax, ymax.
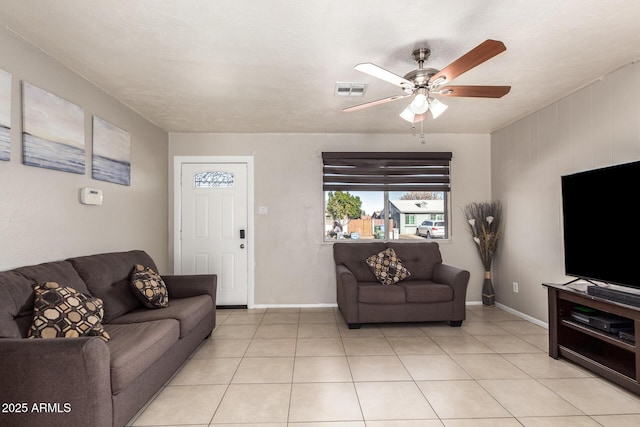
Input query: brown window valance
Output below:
<box><xmin>322</xmin><ymin>152</ymin><xmax>452</xmax><ymax>192</ymax></box>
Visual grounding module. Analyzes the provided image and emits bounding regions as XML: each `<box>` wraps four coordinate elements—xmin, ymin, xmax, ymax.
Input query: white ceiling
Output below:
<box><xmin>2</xmin><ymin>0</ymin><xmax>640</xmax><ymax>134</ymax></box>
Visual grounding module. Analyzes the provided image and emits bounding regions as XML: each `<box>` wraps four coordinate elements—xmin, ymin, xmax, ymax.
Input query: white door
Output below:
<box><xmin>180</xmin><ymin>162</ymin><xmax>248</xmax><ymax>306</ymax></box>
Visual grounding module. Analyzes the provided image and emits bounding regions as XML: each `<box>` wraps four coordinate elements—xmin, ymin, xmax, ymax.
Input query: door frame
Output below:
<box><xmin>173</xmin><ymin>155</ymin><xmax>255</xmax><ymax>308</ymax></box>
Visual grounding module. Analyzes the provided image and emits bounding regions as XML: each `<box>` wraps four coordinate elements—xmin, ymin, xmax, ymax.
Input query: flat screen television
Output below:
<box><xmin>561</xmin><ymin>160</ymin><xmax>640</xmax><ymax>290</ymax></box>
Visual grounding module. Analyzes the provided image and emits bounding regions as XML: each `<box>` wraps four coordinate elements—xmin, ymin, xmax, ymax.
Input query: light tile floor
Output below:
<box><xmin>127</xmin><ymin>306</ymin><xmax>640</xmax><ymax>427</ymax></box>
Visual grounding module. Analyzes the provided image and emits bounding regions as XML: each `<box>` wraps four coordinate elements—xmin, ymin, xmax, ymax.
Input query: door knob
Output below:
<box><xmin>240</xmin><ymin>244</ymin><xmax>245</xmax><ymax>249</ymax></box>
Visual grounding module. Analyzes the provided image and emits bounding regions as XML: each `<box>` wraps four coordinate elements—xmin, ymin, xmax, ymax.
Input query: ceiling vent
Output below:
<box><xmin>334</xmin><ymin>82</ymin><xmax>368</xmax><ymax>97</ymax></box>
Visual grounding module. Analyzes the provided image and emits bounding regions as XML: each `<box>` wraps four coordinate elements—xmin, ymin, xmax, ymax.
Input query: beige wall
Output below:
<box><xmin>0</xmin><ymin>28</ymin><xmax>169</xmax><ymax>271</ymax></box>
<box><xmin>0</xmin><ymin>26</ymin><xmax>495</xmax><ymax>307</ymax></box>
<box><xmin>491</xmin><ymin>61</ymin><xmax>640</xmax><ymax>322</ymax></box>
<box><xmin>169</xmin><ymin>133</ymin><xmax>492</xmax><ymax>306</ymax></box>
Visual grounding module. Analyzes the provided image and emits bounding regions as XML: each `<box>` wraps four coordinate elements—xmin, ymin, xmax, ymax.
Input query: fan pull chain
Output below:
<box><xmin>410</xmin><ymin>122</ymin><xmax>426</xmax><ymax>143</ymax></box>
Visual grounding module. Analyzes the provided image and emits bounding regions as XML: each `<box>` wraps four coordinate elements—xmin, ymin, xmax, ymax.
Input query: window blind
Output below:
<box><xmin>322</xmin><ymin>152</ymin><xmax>452</xmax><ymax>192</ymax></box>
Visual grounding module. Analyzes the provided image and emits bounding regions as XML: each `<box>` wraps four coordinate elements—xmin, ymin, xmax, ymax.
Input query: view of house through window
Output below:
<box><xmin>324</xmin><ymin>190</ymin><xmax>449</xmax><ymax>241</ymax></box>
<box><xmin>323</xmin><ymin>152</ymin><xmax>452</xmax><ymax>242</ymax></box>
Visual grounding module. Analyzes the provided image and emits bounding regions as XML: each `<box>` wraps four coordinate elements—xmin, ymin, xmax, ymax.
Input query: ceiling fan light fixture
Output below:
<box><xmin>409</xmin><ymin>90</ymin><xmax>429</xmax><ymax>114</ymax></box>
<box><xmin>428</xmin><ymin>97</ymin><xmax>448</xmax><ymax>119</ymax></box>
<box><xmin>344</xmin><ymin>40</ymin><xmax>510</xmax><ymax>123</ymax></box>
<box><xmin>399</xmin><ymin>104</ymin><xmax>416</xmax><ymax>122</ymax></box>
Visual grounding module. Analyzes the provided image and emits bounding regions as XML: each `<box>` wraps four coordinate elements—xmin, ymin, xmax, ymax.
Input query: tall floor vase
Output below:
<box><xmin>482</xmin><ymin>270</ymin><xmax>495</xmax><ymax>306</ymax></box>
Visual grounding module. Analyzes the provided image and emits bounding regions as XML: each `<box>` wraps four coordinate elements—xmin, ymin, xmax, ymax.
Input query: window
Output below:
<box><xmin>194</xmin><ymin>171</ymin><xmax>234</xmax><ymax>188</ymax></box>
<box><xmin>323</xmin><ymin>152</ymin><xmax>452</xmax><ymax>241</ymax></box>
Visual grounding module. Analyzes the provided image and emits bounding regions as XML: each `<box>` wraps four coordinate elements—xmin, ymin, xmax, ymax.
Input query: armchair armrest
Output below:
<box><xmin>162</xmin><ymin>274</ymin><xmax>217</xmax><ymax>301</ymax></box>
<box><xmin>433</xmin><ymin>263</ymin><xmax>470</xmax><ymax>295</ymax></box>
<box><xmin>335</xmin><ymin>264</ymin><xmax>359</xmax><ymax>326</ymax></box>
<box><xmin>0</xmin><ymin>337</ymin><xmax>112</xmax><ymax>427</ymax></box>
<box><xmin>433</xmin><ymin>263</ymin><xmax>470</xmax><ymax>319</ymax></box>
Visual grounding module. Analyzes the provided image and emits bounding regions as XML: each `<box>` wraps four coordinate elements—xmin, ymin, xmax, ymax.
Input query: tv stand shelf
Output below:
<box><xmin>561</xmin><ymin>318</ymin><xmax>635</xmax><ymax>351</ymax></box>
<box><xmin>544</xmin><ymin>283</ymin><xmax>640</xmax><ymax>394</ymax></box>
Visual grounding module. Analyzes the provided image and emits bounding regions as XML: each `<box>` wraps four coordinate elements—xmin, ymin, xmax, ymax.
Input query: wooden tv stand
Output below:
<box><xmin>544</xmin><ymin>282</ymin><xmax>640</xmax><ymax>395</ymax></box>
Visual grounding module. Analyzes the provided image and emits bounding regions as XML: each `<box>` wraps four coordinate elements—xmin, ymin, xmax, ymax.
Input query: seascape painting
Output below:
<box><xmin>92</xmin><ymin>116</ymin><xmax>131</xmax><ymax>186</ymax></box>
<box><xmin>22</xmin><ymin>82</ymin><xmax>85</xmax><ymax>174</ymax></box>
<box><xmin>0</xmin><ymin>69</ymin><xmax>11</xmax><ymax>161</ymax></box>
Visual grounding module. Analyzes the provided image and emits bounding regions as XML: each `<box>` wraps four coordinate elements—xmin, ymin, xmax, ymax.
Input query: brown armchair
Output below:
<box><xmin>333</xmin><ymin>242</ymin><xmax>469</xmax><ymax>329</ymax></box>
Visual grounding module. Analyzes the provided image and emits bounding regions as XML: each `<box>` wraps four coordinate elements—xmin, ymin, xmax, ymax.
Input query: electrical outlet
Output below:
<box><xmin>513</xmin><ymin>282</ymin><xmax>519</xmax><ymax>293</ymax></box>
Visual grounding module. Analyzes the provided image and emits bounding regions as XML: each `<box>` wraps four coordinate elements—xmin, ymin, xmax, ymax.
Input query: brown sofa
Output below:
<box><xmin>0</xmin><ymin>250</ymin><xmax>216</xmax><ymax>427</ymax></box>
<box><xmin>334</xmin><ymin>242</ymin><xmax>469</xmax><ymax>329</ymax></box>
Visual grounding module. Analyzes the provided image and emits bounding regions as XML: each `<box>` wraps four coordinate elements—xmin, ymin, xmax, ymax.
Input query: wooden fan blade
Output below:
<box><xmin>438</xmin><ymin>85</ymin><xmax>511</xmax><ymax>98</ymax></box>
<box><xmin>355</xmin><ymin>63</ymin><xmax>415</xmax><ymax>90</ymax></box>
<box><xmin>430</xmin><ymin>40</ymin><xmax>507</xmax><ymax>87</ymax></box>
<box><xmin>343</xmin><ymin>94</ymin><xmax>410</xmax><ymax>112</ymax></box>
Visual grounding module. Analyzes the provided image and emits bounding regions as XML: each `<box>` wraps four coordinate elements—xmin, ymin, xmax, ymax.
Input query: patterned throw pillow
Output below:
<box><xmin>130</xmin><ymin>264</ymin><xmax>169</xmax><ymax>309</ymax></box>
<box><xmin>28</xmin><ymin>282</ymin><xmax>110</xmax><ymax>341</ymax></box>
<box><xmin>365</xmin><ymin>248</ymin><xmax>412</xmax><ymax>285</ymax></box>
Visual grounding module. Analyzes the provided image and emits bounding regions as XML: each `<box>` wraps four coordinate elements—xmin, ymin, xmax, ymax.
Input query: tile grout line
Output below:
<box><xmin>207</xmin><ymin>307</ymin><xmax>264</xmax><ymax>425</ymax></box>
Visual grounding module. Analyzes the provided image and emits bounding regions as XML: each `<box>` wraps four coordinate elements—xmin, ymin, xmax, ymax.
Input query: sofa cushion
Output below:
<box><xmin>0</xmin><ymin>271</ymin><xmax>37</xmax><ymax>338</ymax></box>
<box><xmin>334</xmin><ymin>242</ymin><xmax>387</xmax><ymax>282</ymax></box>
<box><xmin>401</xmin><ymin>281</ymin><xmax>453</xmax><ymax>303</ymax></box>
<box><xmin>365</xmin><ymin>248</ymin><xmax>411</xmax><ymax>285</ymax></box>
<box><xmin>68</xmin><ymin>251</ymin><xmax>157</xmax><ymax>322</ymax></box>
<box><xmin>27</xmin><ymin>282</ymin><xmax>110</xmax><ymax>341</ymax></box>
<box><xmin>130</xmin><ymin>265</ymin><xmax>169</xmax><ymax>309</ymax></box>
<box><xmin>108</xmin><ymin>295</ymin><xmax>212</xmax><ymax>338</ymax></box>
<box><xmin>358</xmin><ymin>282</ymin><xmax>406</xmax><ymax>304</ymax></box>
<box><xmin>0</xmin><ymin>260</ymin><xmax>95</xmax><ymax>338</ymax></box>
<box><xmin>387</xmin><ymin>242</ymin><xmax>442</xmax><ymax>281</ymax></box>
<box><xmin>104</xmin><ymin>319</ymin><xmax>180</xmax><ymax>394</ymax></box>
<box><xmin>14</xmin><ymin>260</ymin><xmax>91</xmax><ymax>295</ymax></box>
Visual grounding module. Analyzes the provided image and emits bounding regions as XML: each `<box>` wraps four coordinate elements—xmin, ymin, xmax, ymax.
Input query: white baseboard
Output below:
<box><xmin>245</xmin><ymin>301</ymin><xmax>548</xmax><ymax>329</ymax></box>
<box><xmin>466</xmin><ymin>301</ymin><xmax>548</xmax><ymax>329</ymax></box>
<box><xmin>495</xmin><ymin>302</ymin><xmax>549</xmax><ymax>329</ymax></box>
<box><xmin>250</xmin><ymin>303</ymin><xmax>339</xmax><ymax>310</ymax></box>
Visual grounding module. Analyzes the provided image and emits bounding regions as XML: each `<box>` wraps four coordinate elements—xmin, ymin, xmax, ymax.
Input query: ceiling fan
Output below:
<box><xmin>343</xmin><ymin>39</ymin><xmax>511</xmax><ymax>123</ymax></box>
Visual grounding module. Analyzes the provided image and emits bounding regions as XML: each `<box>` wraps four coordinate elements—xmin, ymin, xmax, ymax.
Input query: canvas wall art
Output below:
<box><xmin>92</xmin><ymin>116</ymin><xmax>131</xmax><ymax>186</ymax></box>
<box><xmin>22</xmin><ymin>82</ymin><xmax>85</xmax><ymax>174</ymax></box>
<box><xmin>0</xmin><ymin>69</ymin><xmax>11</xmax><ymax>161</ymax></box>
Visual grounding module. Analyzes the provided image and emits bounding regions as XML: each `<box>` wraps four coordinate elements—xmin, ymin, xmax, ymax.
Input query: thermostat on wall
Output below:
<box><xmin>80</xmin><ymin>187</ymin><xmax>103</xmax><ymax>205</ymax></box>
